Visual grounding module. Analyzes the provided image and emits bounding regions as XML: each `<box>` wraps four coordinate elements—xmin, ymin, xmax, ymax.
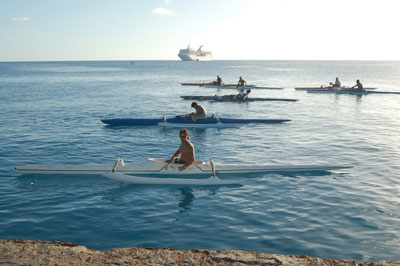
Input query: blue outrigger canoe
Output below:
<box><xmin>101</xmin><ymin>116</ymin><xmax>290</xmax><ymax>126</ymax></box>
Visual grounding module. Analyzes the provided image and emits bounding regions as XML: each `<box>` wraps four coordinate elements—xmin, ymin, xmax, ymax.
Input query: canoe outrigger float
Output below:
<box><xmin>180</xmin><ymin>95</ymin><xmax>298</xmax><ymax>102</ymax></box>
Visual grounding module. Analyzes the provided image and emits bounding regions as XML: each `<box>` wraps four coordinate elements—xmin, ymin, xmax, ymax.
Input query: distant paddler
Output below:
<box><xmin>167</xmin><ymin>129</ymin><xmax>195</xmax><ymax>171</ymax></box>
<box><xmin>236</xmin><ymin>89</ymin><xmax>251</xmax><ymax>100</ymax></box>
<box><xmin>215</xmin><ymin>75</ymin><xmax>223</xmax><ymax>86</ymax></box>
<box><xmin>189</xmin><ymin>102</ymin><xmax>207</xmax><ymax>122</ymax></box>
<box><xmin>351</xmin><ymin>79</ymin><xmax>364</xmax><ymax>91</ymax></box>
<box><xmin>330</xmin><ymin>77</ymin><xmax>341</xmax><ymax>88</ymax></box>
<box><xmin>236</xmin><ymin>76</ymin><xmax>247</xmax><ymax>88</ymax></box>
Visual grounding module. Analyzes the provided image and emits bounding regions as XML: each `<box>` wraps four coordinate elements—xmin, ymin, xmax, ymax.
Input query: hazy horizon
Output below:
<box><xmin>2</xmin><ymin>0</ymin><xmax>399</xmax><ymax>61</ymax></box>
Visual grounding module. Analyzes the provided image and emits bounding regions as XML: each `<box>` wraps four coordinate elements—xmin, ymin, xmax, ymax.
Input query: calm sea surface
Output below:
<box><xmin>1</xmin><ymin>60</ymin><xmax>400</xmax><ymax>261</ymax></box>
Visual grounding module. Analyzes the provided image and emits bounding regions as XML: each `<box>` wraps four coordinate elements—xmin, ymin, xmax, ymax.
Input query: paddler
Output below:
<box><xmin>167</xmin><ymin>129</ymin><xmax>195</xmax><ymax>171</ymax></box>
<box><xmin>216</xmin><ymin>75</ymin><xmax>223</xmax><ymax>86</ymax></box>
<box><xmin>351</xmin><ymin>80</ymin><xmax>364</xmax><ymax>91</ymax></box>
<box><xmin>189</xmin><ymin>102</ymin><xmax>207</xmax><ymax>122</ymax></box>
<box><xmin>331</xmin><ymin>77</ymin><xmax>341</xmax><ymax>88</ymax></box>
<box><xmin>236</xmin><ymin>89</ymin><xmax>251</xmax><ymax>100</ymax></box>
<box><xmin>236</xmin><ymin>76</ymin><xmax>247</xmax><ymax>88</ymax></box>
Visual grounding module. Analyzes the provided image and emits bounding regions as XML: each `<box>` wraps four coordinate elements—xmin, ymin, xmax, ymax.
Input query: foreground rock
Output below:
<box><xmin>1</xmin><ymin>240</ymin><xmax>399</xmax><ymax>266</ymax></box>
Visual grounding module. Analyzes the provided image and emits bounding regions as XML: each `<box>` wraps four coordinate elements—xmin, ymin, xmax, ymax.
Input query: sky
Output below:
<box><xmin>1</xmin><ymin>0</ymin><xmax>400</xmax><ymax>61</ymax></box>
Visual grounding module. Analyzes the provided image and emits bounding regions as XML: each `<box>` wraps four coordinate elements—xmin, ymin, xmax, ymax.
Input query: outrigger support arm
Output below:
<box><xmin>210</xmin><ymin>160</ymin><xmax>216</xmax><ymax>177</ymax></box>
<box><xmin>112</xmin><ymin>158</ymin><xmax>125</xmax><ymax>172</ymax></box>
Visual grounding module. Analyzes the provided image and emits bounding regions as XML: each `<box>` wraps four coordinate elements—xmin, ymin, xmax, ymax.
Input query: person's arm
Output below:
<box><xmin>168</xmin><ymin>148</ymin><xmax>182</xmax><ymax>162</ymax></box>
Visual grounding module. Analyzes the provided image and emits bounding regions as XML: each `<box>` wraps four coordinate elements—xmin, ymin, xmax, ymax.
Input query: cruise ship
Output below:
<box><xmin>178</xmin><ymin>45</ymin><xmax>212</xmax><ymax>61</ymax></box>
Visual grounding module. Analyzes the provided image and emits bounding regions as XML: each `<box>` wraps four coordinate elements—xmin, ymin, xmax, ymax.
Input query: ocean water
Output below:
<box><xmin>1</xmin><ymin>60</ymin><xmax>400</xmax><ymax>262</ymax></box>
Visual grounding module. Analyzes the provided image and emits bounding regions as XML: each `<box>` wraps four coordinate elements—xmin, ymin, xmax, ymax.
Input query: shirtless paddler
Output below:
<box><xmin>167</xmin><ymin>129</ymin><xmax>195</xmax><ymax>171</ymax></box>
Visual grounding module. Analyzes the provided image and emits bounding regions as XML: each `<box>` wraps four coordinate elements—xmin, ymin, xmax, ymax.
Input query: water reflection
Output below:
<box><xmin>178</xmin><ymin>188</ymin><xmax>194</xmax><ymax>210</ymax></box>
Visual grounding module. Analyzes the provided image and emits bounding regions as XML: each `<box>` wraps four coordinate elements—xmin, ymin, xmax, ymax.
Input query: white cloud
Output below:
<box><xmin>11</xmin><ymin>17</ymin><xmax>31</xmax><ymax>22</ymax></box>
<box><xmin>164</xmin><ymin>0</ymin><xmax>171</xmax><ymax>4</ymax></box>
<box><xmin>151</xmin><ymin>7</ymin><xmax>175</xmax><ymax>15</ymax></box>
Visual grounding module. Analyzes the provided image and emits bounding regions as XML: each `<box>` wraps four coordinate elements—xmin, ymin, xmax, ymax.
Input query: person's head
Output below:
<box><xmin>191</xmin><ymin>102</ymin><xmax>198</xmax><ymax>108</ymax></box>
<box><xmin>217</xmin><ymin>75</ymin><xmax>220</xmax><ymax>78</ymax></box>
<box><xmin>179</xmin><ymin>129</ymin><xmax>189</xmax><ymax>141</ymax></box>
<box><xmin>336</xmin><ymin>77</ymin><xmax>339</xmax><ymax>80</ymax></box>
<box><xmin>239</xmin><ymin>76</ymin><xmax>242</xmax><ymax>80</ymax></box>
<box><xmin>356</xmin><ymin>79</ymin><xmax>360</xmax><ymax>83</ymax></box>
<box><xmin>246</xmin><ymin>89</ymin><xmax>251</xmax><ymax>94</ymax></box>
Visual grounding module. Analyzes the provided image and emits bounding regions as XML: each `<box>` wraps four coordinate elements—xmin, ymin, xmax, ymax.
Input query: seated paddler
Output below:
<box><xmin>167</xmin><ymin>129</ymin><xmax>195</xmax><ymax>171</ymax></box>
<box><xmin>189</xmin><ymin>102</ymin><xmax>207</xmax><ymax>122</ymax></box>
<box><xmin>237</xmin><ymin>89</ymin><xmax>251</xmax><ymax>100</ymax></box>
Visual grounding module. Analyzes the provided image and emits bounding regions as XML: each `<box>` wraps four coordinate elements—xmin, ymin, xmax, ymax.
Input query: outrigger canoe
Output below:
<box><xmin>307</xmin><ymin>89</ymin><xmax>400</xmax><ymax>95</ymax></box>
<box><xmin>295</xmin><ymin>86</ymin><xmax>377</xmax><ymax>91</ymax></box>
<box><xmin>180</xmin><ymin>95</ymin><xmax>297</xmax><ymax>102</ymax></box>
<box><xmin>180</xmin><ymin>82</ymin><xmax>282</xmax><ymax>90</ymax></box>
<box><xmin>181</xmin><ymin>82</ymin><xmax>216</xmax><ymax>86</ymax></box>
<box><xmin>204</xmin><ymin>85</ymin><xmax>283</xmax><ymax>90</ymax></box>
<box><xmin>15</xmin><ymin>158</ymin><xmax>353</xmax><ymax>175</ymax></box>
<box><xmin>101</xmin><ymin>116</ymin><xmax>290</xmax><ymax>126</ymax></box>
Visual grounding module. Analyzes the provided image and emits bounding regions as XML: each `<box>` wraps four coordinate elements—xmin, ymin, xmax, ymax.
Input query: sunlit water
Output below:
<box><xmin>1</xmin><ymin>60</ymin><xmax>400</xmax><ymax>261</ymax></box>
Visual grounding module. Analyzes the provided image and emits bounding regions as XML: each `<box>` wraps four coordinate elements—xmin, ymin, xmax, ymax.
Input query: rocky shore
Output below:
<box><xmin>1</xmin><ymin>239</ymin><xmax>399</xmax><ymax>266</ymax></box>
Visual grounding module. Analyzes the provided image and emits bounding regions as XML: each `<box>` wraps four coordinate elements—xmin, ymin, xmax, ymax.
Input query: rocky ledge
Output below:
<box><xmin>1</xmin><ymin>239</ymin><xmax>399</xmax><ymax>266</ymax></box>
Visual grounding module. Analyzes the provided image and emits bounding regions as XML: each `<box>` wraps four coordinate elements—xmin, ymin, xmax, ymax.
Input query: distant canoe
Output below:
<box><xmin>101</xmin><ymin>116</ymin><xmax>291</xmax><ymax>126</ymax></box>
<box><xmin>296</xmin><ymin>86</ymin><xmax>377</xmax><ymax>90</ymax></box>
<box><xmin>307</xmin><ymin>89</ymin><xmax>400</xmax><ymax>95</ymax></box>
<box><xmin>180</xmin><ymin>95</ymin><xmax>297</xmax><ymax>102</ymax></box>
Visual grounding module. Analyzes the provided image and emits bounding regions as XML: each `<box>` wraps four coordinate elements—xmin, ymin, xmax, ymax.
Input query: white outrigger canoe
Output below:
<box><xmin>158</xmin><ymin>122</ymin><xmax>239</xmax><ymax>128</ymax></box>
<box><xmin>15</xmin><ymin>158</ymin><xmax>352</xmax><ymax>175</ymax></box>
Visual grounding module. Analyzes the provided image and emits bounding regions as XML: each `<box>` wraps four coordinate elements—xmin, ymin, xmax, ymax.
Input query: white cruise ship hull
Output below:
<box><xmin>178</xmin><ymin>53</ymin><xmax>212</xmax><ymax>61</ymax></box>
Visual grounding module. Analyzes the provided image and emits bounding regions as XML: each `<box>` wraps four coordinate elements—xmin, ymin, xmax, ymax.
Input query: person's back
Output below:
<box><xmin>216</xmin><ymin>75</ymin><xmax>222</xmax><ymax>86</ymax></box>
<box><xmin>352</xmin><ymin>80</ymin><xmax>364</xmax><ymax>90</ymax></box>
<box><xmin>237</xmin><ymin>76</ymin><xmax>247</xmax><ymax>88</ymax></box>
<box><xmin>334</xmin><ymin>77</ymin><xmax>341</xmax><ymax>88</ymax></box>
<box><xmin>190</xmin><ymin>102</ymin><xmax>207</xmax><ymax>122</ymax></box>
